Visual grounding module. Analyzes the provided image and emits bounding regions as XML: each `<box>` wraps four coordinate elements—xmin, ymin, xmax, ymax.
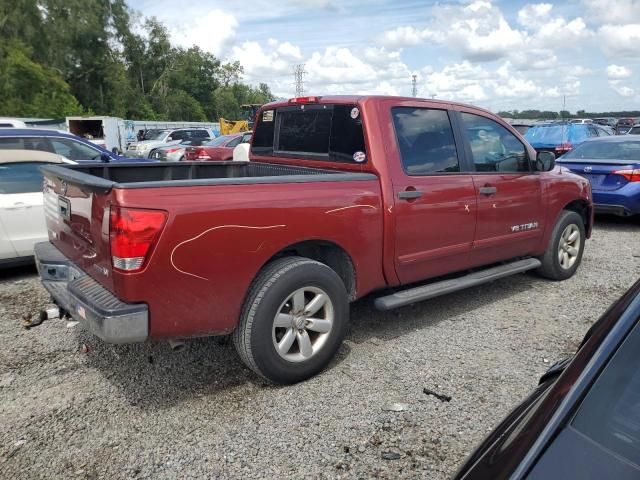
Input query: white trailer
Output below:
<box><xmin>66</xmin><ymin>116</ymin><xmax>127</xmax><ymax>153</ymax></box>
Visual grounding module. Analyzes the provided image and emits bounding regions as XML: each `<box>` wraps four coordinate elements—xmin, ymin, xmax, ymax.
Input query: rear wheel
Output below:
<box><xmin>233</xmin><ymin>256</ymin><xmax>348</xmax><ymax>384</ymax></box>
<box><xmin>536</xmin><ymin>210</ymin><xmax>585</xmax><ymax>280</ymax></box>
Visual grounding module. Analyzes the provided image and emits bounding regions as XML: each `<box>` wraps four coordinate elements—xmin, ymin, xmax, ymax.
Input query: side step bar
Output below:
<box><xmin>374</xmin><ymin>258</ymin><xmax>542</xmax><ymax>311</ymax></box>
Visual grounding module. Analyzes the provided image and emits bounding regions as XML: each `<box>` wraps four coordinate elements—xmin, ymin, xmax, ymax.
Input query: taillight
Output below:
<box><xmin>165</xmin><ymin>147</ymin><xmax>180</xmax><ymax>153</ymax></box>
<box><xmin>109</xmin><ymin>207</ymin><xmax>167</xmax><ymax>272</ymax></box>
<box><xmin>194</xmin><ymin>147</ymin><xmax>211</xmax><ymax>160</ymax></box>
<box><xmin>613</xmin><ymin>168</ymin><xmax>640</xmax><ymax>182</ymax></box>
<box><xmin>555</xmin><ymin>142</ymin><xmax>573</xmax><ymax>155</ymax></box>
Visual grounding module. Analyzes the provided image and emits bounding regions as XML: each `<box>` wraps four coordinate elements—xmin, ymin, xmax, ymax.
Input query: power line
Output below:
<box><xmin>293</xmin><ymin>64</ymin><xmax>307</xmax><ymax>97</ymax></box>
<box><xmin>411</xmin><ymin>75</ymin><xmax>417</xmax><ymax>97</ymax></box>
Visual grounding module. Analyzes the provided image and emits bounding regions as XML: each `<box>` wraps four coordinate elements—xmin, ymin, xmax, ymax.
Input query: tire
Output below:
<box><xmin>536</xmin><ymin>210</ymin><xmax>585</xmax><ymax>280</ymax></box>
<box><xmin>233</xmin><ymin>256</ymin><xmax>349</xmax><ymax>384</ymax></box>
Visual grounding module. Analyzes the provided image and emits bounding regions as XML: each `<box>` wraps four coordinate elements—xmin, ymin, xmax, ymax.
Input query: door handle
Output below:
<box><xmin>7</xmin><ymin>202</ymin><xmax>30</xmax><ymax>210</ymax></box>
<box><xmin>478</xmin><ymin>186</ymin><xmax>497</xmax><ymax>195</ymax></box>
<box><xmin>398</xmin><ymin>190</ymin><xmax>423</xmax><ymax>200</ymax></box>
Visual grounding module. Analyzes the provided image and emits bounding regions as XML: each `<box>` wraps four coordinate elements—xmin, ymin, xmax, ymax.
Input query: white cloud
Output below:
<box><xmin>598</xmin><ymin>24</ymin><xmax>640</xmax><ymax>57</ymax></box>
<box><xmin>378</xmin><ymin>1</ymin><xmax>526</xmax><ymax>62</ymax></box>
<box><xmin>609</xmin><ymin>80</ymin><xmax>636</xmax><ymax>97</ymax></box>
<box><xmin>583</xmin><ymin>0</ymin><xmax>640</xmax><ymax>25</ymax></box>
<box><xmin>378</xmin><ymin>26</ymin><xmax>427</xmax><ymax>49</ymax></box>
<box><xmin>517</xmin><ymin>3</ymin><xmax>553</xmax><ymax>27</ymax></box>
<box><xmin>424</xmin><ymin>62</ymin><xmax>490</xmax><ymax>102</ymax></box>
<box><xmin>533</xmin><ymin>17</ymin><xmax>590</xmax><ymax>47</ymax></box>
<box><xmin>606</xmin><ymin>64</ymin><xmax>632</xmax><ymax>78</ymax></box>
<box><xmin>169</xmin><ymin>10</ymin><xmax>237</xmax><ymax>56</ymax></box>
<box><xmin>231</xmin><ymin>41</ymin><xmax>293</xmax><ymax>81</ymax></box>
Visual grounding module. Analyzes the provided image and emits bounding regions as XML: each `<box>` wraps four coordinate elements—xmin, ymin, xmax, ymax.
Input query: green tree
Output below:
<box><xmin>0</xmin><ymin>41</ymin><xmax>83</xmax><ymax>117</ymax></box>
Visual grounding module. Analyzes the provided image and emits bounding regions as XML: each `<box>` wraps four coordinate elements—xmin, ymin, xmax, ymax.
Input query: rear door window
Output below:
<box><xmin>391</xmin><ymin>107</ymin><xmax>460</xmax><ymax>175</ymax></box>
<box><xmin>226</xmin><ymin>136</ymin><xmax>242</xmax><ymax>148</ymax></box>
<box><xmin>49</xmin><ymin>138</ymin><xmax>101</xmax><ymax>161</ymax></box>
<box><xmin>252</xmin><ymin>104</ymin><xmax>366</xmax><ymax>163</ymax></box>
<box><xmin>0</xmin><ymin>163</ymin><xmax>45</xmax><ymax>194</ymax></box>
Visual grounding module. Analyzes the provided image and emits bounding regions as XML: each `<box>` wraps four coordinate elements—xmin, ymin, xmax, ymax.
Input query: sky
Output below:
<box><xmin>129</xmin><ymin>0</ymin><xmax>640</xmax><ymax>113</ymax></box>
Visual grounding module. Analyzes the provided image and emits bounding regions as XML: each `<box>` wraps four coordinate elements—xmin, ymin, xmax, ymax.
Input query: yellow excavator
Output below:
<box><xmin>218</xmin><ymin>104</ymin><xmax>263</xmax><ymax>135</ymax></box>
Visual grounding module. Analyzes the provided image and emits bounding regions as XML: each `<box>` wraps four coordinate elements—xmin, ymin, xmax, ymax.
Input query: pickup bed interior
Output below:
<box><xmin>42</xmin><ymin>161</ymin><xmax>375</xmax><ymax>189</ymax></box>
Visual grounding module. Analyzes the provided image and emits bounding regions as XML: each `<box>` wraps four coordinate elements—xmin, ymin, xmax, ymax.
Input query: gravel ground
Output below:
<box><xmin>1</xmin><ymin>216</ymin><xmax>639</xmax><ymax>479</ymax></box>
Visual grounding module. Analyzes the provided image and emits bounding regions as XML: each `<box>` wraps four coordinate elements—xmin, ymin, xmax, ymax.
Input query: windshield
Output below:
<box><xmin>145</xmin><ymin>130</ymin><xmax>169</xmax><ymax>140</ymax></box>
<box><xmin>205</xmin><ymin>135</ymin><xmax>234</xmax><ymax>147</ymax></box>
<box><xmin>562</xmin><ymin>140</ymin><xmax>640</xmax><ymax>161</ymax></box>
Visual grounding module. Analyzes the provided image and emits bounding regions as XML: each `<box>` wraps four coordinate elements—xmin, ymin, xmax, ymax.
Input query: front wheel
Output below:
<box><xmin>536</xmin><ymin>210</ymin><xmax>585</xmax><ymax>280</ymax></box>
<box><xmin>233</xmin><ymin>256</ymin><xmax>348</xmax><ymax>384</ymax></box>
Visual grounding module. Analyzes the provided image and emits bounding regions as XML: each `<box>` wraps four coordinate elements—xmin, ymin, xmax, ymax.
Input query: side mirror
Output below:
<box><xmin>100</xmin><ymin>152</ymin><xmax>111</xmax><ymax>163</ymax></box>
<box><xmin>536</xmin><ymin>151</ymin><xmax>555</xmax><ymax>171</ymax></box>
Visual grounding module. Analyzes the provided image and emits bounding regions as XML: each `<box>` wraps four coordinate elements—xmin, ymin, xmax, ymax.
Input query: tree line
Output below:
<box><xmin>0</xmin><ymin>0</ymin><xmax>275</xmax><ymax>121</ymax></box>
<box><xmin>498</xmin><ymin>109</ymin><xmax>640</xmax><ymax>120</ymax></box>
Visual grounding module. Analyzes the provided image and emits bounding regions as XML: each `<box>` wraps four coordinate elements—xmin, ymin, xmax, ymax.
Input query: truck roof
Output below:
<box><xmin>262</xmin><ymin>95</ymin><xmax>496</xmax><ymax>117</ymax></box>
<box><xmin>0</xmin><ymin>128</ymin><xmax>74</xmax><ymax>137</ymax></box>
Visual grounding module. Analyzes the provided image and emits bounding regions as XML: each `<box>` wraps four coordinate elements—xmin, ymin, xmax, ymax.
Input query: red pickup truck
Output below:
<box><xmin>35</xmin><ymin>96</ymin><xmax>593</xmax><ymax>384</ymax></box>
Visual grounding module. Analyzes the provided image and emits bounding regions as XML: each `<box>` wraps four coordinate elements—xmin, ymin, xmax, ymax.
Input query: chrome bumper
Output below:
<box><xmin>34</xmin><ymin>242</ymin><xmax>148</xmax><ymax>343</ymax></box>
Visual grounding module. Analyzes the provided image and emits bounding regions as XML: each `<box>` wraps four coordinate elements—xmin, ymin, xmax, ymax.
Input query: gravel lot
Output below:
<box><xmin>1</xmin><ymin>216</ymin><xmax>638</xmax><ymax>479</ymax></box>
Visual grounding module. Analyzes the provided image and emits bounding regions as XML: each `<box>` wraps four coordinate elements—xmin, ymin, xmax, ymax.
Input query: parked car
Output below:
<box><xmin>0</xmin><ymin>150</ymin><xmax>74</xmax><ymax>267</ymax></box>
<box><xmin>0</xmin><ymin>129</ymin><xmax>148</xmax><ymax>163</ymax></box>
<box><xmin>125</xmin><ymin>128</ymin><xmax>212</xmax><ymax>158</ymax></box>
<box><xmin>594</xmin><ymin>117</ymin><xmax>617</xmax><ymax>127</ymax></box>
<box><xmin>34</xmin><ymin>95</ymin><xmax>592</xmax><ymax>384</ymax></box>
<box><xmin>184</xmin><ymin>132</ymin><xmax>252</xmax><ymax>161</ymax></box>
<box><xmin>627</xmin><ymin>124</ymin><xmax>640</xmax><ymax>135</ymax></box>
<box><xmin>556</xmin><ymin>136</ymin><xmax>640</xmax><ymax>216</ymax></box>
<box><xmin>524</xmin><ymin>122</ymin><xmax>610</xmax><ymax>157</ymax></box>
<box><xmin>616</xmin><ymin>118</ymin><xmax>636</xmax><ymax>135</ymax></box>
<box><xmin>148</xmin><ymin>138</ymin><xmax>211</xmax><ymax>162</ymax></box>
<box><xmin>570</xmin><ymin>118</ymin><xmax>593</xmax><ymax>124</ymax></box>
<box><xmin>0</xmin><ymin>118</ymin><xmax>28</xmax><ymax>128</ymax></box>
<box><xmin>454</xmin><ymin>278</ymin><xmax>640</xmax><ymax>480</ymax></box>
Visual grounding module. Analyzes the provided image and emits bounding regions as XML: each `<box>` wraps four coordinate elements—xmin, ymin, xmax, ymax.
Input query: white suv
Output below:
<box><xmin>125</xmin><ymin>129</ymin><xmax>212</xmax><ymax>158</ymax></box>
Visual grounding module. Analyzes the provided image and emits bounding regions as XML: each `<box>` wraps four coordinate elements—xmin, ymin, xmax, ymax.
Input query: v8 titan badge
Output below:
<box><xmin>353</xmin><ymin>151</ymin><xmax>366</xmax><ymax>163</ymax></box>
<box><xmin>350</xmin><ymin>107</ymin><xmax>360</xmax><ymax>119</ymax></box>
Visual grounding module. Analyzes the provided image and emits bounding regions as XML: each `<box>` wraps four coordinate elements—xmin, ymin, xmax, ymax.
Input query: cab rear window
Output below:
<box><xmin>252</xmin><ymin>104</ymin><xmax>366</xmax><ymax>163</ymax></box>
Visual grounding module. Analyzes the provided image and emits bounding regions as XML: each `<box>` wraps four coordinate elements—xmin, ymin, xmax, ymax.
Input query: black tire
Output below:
<box><xmin>232</xmin><ymin>256</ymin><xmax>349</xmax><ymax>384</ymax></box>
<box><xmin>536</xmin><ymin>210</ymin><xmax>585</xmax><ymax>280</ymax></box>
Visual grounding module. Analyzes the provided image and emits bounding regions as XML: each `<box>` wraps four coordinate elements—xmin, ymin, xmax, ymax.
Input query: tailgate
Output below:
<box><xmin>43</xmin><ymin>167</ymin><xmax>115</xmax><ymax>291</ymax></box>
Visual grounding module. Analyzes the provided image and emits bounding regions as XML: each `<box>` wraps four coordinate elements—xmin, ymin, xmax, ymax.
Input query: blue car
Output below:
<box><xmin>556</xmin><ymin>136</ymin><xmax>640</xmax><ymax>217</ymax></box>
<box><xmin>524</xmin><ymin>123</ymin><xmax>610</xmax><ymax>157</ymax></box>
<box><xmin>0</xmin><ymin>129</ymin><xmax>152</xmax><ymax>163</ymax></box>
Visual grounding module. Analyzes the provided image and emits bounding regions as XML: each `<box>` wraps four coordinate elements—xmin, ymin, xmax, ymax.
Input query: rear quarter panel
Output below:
<box><xmin>112</xmin><ymin>179</ymin><xmax>385</xmax><ymax>338</ymax></box>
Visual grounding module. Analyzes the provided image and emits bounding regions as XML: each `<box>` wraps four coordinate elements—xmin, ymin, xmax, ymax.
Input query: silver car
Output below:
<box><xmin>125</xmin><ymin>128</ymin><xmax>212</xmax><ymax>158</ymax></box>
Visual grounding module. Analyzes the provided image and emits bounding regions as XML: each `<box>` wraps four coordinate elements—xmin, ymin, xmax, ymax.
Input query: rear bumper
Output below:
<box><xmin>594</xmin><ymin>204</ymin><xmax>634</xmax><ymax>216</ymax></box>
<box><xmin>34</xmin><ymin>242</ymin><xmax>148</xmax><ymax>343</ymax></box>
<box><xmin>593</xmin><ymin>187</ymin><xmax>640</xmax><ymax>216</ymax></box>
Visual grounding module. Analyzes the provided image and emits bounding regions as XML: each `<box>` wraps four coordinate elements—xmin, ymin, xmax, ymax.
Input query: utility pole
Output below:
<box><xmin>411</xmin><ymin>75</ymin><xmax>417</xmax><ymax>97</ymax></box>
<box><xmin>294</xmin><ymin>64</ymin><xmax>307</xmax><ymax>97</ymax></box>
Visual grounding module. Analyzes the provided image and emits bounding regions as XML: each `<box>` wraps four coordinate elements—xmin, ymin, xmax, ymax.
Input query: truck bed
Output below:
<box><xmin>41</xmin><ymin>161</ymin><xmax>375</xmax><ymax>191</ymax></box>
